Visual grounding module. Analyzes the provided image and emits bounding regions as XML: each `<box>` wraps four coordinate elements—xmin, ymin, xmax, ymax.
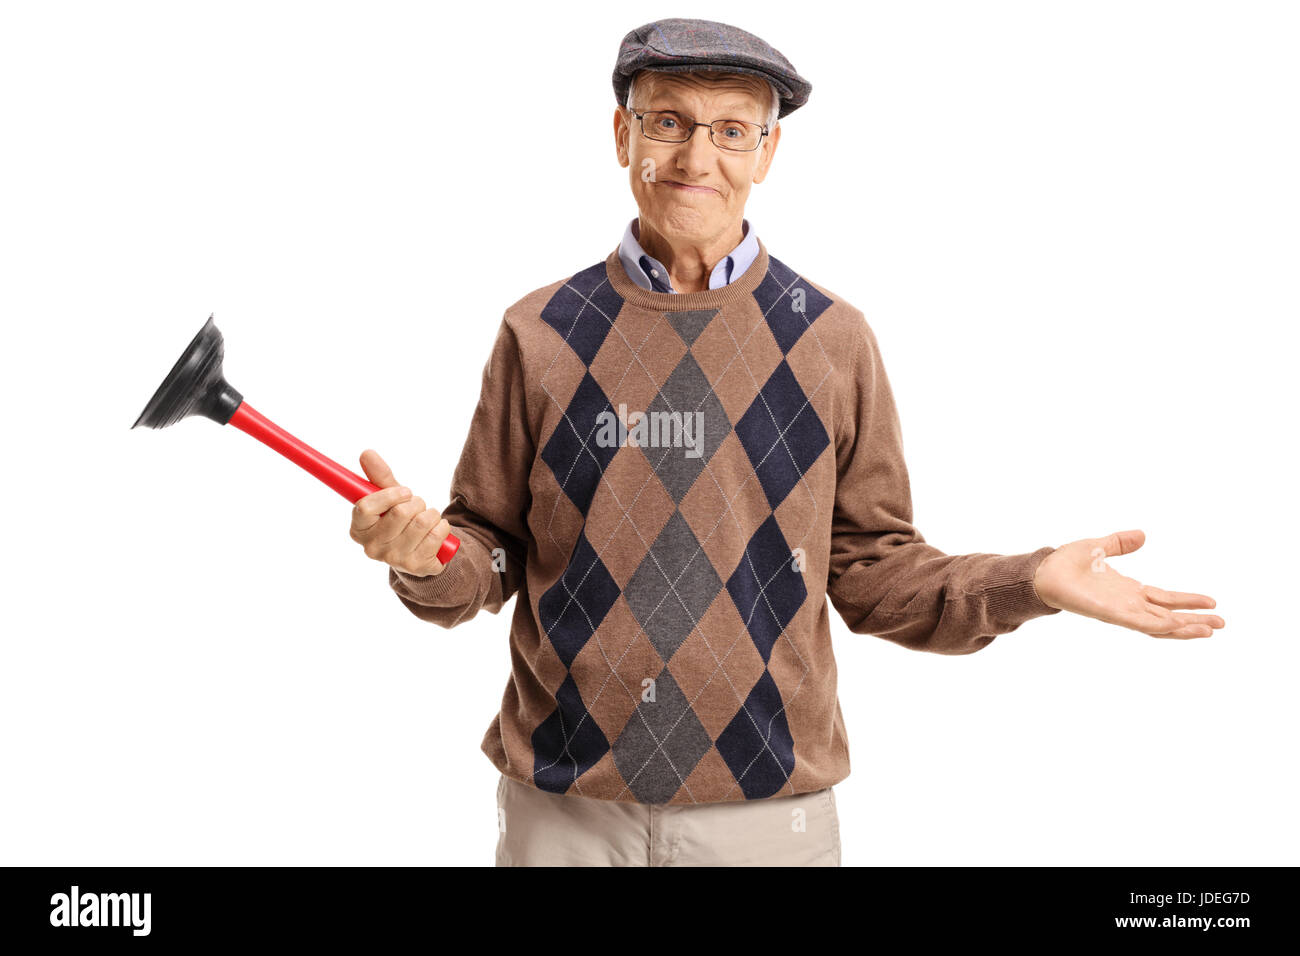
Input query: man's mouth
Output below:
<box><xmin>661</xmin><ymin>180</ymin><xmax>716</xmax><ymax>194</ymax></box>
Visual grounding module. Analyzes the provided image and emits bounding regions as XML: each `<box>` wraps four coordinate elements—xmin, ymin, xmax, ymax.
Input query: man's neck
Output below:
<box><xmin>635</xmin><ymin>217</ymin><xmax>745</xmax><ymax>293</ymax></box>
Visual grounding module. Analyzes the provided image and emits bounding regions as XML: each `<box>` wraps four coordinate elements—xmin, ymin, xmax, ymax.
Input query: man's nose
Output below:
<box><xmin>674</xmin><ymin>124</ymin><xmax>718</xmax><ymax>174</ymax></box>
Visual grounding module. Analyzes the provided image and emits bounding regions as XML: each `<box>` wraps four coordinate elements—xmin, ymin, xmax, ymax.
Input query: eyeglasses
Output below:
<box><xmin>629</xmin><ymin>109</ymin><xmax>769</xmax><ymax>152</ymax></box>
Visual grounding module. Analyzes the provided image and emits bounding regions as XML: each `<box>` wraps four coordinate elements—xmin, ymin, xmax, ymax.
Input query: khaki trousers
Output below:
<box><xmin>494</xmin><ymin>774</ymin><xmax>841</xmax><ymax>866</ymax></box>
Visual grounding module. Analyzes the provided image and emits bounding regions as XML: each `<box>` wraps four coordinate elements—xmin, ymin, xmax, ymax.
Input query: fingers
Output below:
<box><xmin>368</xmin><ymin>495</ymin><xmax>427</xmax><ymax>547</ymax></box>
<box><xmin>351</xmin><ymin>489</ymin><xmax>416</xmax><ymax>541</ymax></box>
<box><xmin>1151</xmin><ymin>623</ymin><xmax>1215</xmax><ymax>640</ymax></box>
<box><xmin>405</xmin><ymin>515</ymin><xmax>453</xmax><ymax>576</ymax></box>
<box><xmin>1089</xmin><ymin>598</ymin><xmax>1226</xmax><ymax>640</ymax></box>
<box><xmin>350</xmin><ymin>485</ymin><xmax>412</xmax><ymax>535</ymax></box>
<box><xmin>1079</xmin><ymin>532</ymin><xmax>1224</xmax><ymax>640</ymax></box>
<box><xmin>391</xmin><ymin>506</ymin><xmax>444</xmax><ymax>560</ymax></box>
<box><xmin>1143</xmin><ymin>609</ymin><xmax>1225</xmax><ymax>640</ymax></box>
<box><xmin>1164</xmin><ymin>609</ymin><xmax>1225</xmax><ymax>631</ymax></box>
<box><xmin>360</xmin><ymin>448</ymin><xmax>399</xmax><ymax>489</ymax></box>
<box><xmin>1127</xmin><ymin>604</ymin><xmax>1180</xmax><ymax>635</ymax></box>
<box><xmin>1100</xmin><ymin>528</ymin><xmax>1146</xmax><ymax>558</ymax></box>
<box><xmin>1141</xmin><ymin>584</ymin><xmax>1217</xmax><ymax>610</ymax></box>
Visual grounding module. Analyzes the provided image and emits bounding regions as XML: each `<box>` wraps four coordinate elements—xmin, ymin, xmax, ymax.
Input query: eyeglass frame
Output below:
<box><xmin>627</xmin><ymin>107</ymin><xmax>770</xmax><ymax>152</ymax></box>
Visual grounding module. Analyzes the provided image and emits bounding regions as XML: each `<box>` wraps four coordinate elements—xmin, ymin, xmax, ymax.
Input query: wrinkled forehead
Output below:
<box><xmin>635</xmin><ymin>70</ymin><xmax>771</xmax><ymax>116</ymax></box>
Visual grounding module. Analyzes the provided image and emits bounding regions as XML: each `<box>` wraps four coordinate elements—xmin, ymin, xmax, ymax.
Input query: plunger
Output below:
<box><xmin>131</xmin><ymin>314</ymin><xmax>460</xmax><ymax>565</ymax></box>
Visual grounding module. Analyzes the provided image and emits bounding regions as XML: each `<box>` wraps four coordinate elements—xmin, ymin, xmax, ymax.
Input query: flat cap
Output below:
<box><xmin>613</xmin><ymin>18</ymin><xmax>811</xmax><ymax>120</ymax></box>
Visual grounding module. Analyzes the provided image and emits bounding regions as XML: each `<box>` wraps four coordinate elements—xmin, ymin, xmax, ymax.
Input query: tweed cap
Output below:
<box><xmin>613</xmin><ymin>18</ymin><xmax>811</xmax><ymax>120</ymax></box>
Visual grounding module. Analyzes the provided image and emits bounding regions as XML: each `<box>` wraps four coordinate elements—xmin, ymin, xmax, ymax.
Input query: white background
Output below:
<box><xmin>2</xmin><ymin>0</ymin><xmax>1296</xmax><ymax>866</ymax></box>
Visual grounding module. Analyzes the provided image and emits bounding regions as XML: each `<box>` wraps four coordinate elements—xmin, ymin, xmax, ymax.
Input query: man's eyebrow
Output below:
<box><xmin>657</xmin><ymin>101</ymin><xmax>765</xmax><ymax>118</ymax></box>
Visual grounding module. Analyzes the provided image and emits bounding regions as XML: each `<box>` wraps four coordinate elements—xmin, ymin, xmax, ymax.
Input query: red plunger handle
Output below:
<box><xmin>225</xmin><ymin>400</ymin><xmax>460</xmax><ymax>566</ymax></box>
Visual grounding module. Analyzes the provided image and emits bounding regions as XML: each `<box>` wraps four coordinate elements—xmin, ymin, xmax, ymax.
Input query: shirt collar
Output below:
<box><xmin>618</xmin><ymin>217</ymin><xmax>758</xmax><ymax>293</ymax></box>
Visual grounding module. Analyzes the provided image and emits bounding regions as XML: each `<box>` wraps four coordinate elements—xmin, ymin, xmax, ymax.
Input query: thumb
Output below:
<box><xmin>360</xmin><ymin>448</ymin><xmax>400</xmax><ymax>489</ymax></box>
<box><xmin>1100</xmin><ymin>528</ymin><xmax>1145</xmax><ymax>558</ymax></box>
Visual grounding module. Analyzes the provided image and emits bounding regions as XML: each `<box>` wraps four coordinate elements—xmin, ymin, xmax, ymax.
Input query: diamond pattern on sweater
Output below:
<box><xmin>623</xmin><ymin>511</ymin><xmax>723</xmax><ymax>661</ymax></box>
<box><xmin>540</xmin><ymin>371</ymin><xmax>618</xmax><ymax>514</ymax></box>
<box><xmin>726</xmin><ymin>514</ymin><xmax>808</xmax><ymax>662</ymax></box>
<box><xmin>532</xmin><ymin>672</ymin><xmax>610</xmax><ymax>794</ymax></box>
<box><xmin>540</xmin><ymin>261</ymin><xmax>622</xmax><ymax>364</ymax></box>
<box><xmin>734</xmin><ymin>359</ymin><xmax>830</xmax><ymax>511</ymax></box>
<box><xmin>715</xmin><ymin>669</ymin><xmax>796</xmax><ymax>799</ymax></box>
<box><xmin>664</xmin><ymin>307</ymin><xmax>718</xmax><ymax>347</ymax></box>
<box><xmin>641</xmin><ymin>352</ymin><xmax>732</xmax><ymax>502</ymax></box>
<box><xmin>529</xmin><ymin>253</ymin><xmax>835</xmax><ymax>802</ymax></box>
<box><xmin>753</xmin><ymin>254</ymin><xmax>834</xmax><ymax>353</ymax></box>
<box><xmin>611</xmin><ymin>669</ymin><xmax>713</xmax><ymax>804</ymax></box>
<box><xmin>538</xmin><ymin>531</ymin><xmax>621</xmax><ymax>667</ymax></box>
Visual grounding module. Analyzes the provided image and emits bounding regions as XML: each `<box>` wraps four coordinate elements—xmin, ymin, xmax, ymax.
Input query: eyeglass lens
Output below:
<box><xmin>641</xmin><ymin>111</ymin><xmax>763</xmax><ymax>150</ymax></box>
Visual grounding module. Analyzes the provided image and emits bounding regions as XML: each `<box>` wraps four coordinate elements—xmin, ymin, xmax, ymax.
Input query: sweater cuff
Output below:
<box><xmin>389</xmin><ymin>543</ymin><xmax>474</xmax><ymax>607</ymax></box>
<box><xmin>982</xmin><ymin>546</ymin><xmax>1062</xmax><ymax>624</ymax></box>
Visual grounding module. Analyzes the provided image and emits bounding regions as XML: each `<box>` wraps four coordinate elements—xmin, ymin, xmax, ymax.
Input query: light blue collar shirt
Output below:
<box><xmin>618</xmin><ymin>217</ymin><xmax>759</xmax><ymax>293</ymax></box>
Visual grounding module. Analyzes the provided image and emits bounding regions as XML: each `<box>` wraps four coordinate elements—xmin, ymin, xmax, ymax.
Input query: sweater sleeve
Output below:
<box><xmin>825</xmin><ymin>313</ymin><xmax>1061</xmax><ymax>655</ymax></box>
<box><xmin>388</xmin><ymin>314</ymin><xmax>532</xmax><ymax>629</ymax></box>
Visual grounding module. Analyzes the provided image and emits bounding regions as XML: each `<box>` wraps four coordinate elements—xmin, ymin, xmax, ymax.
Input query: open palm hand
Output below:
<box><xmin>1032</xmin><ymin>529</ymin><xmax>1224</xmax><ymax>639</ymax></box>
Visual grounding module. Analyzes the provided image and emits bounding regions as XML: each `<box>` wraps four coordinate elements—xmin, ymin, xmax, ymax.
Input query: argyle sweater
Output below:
<box><xmin>389</xmin><ymin>237</ymin><xmax>1062</xmax><ymax>804</ymax></box>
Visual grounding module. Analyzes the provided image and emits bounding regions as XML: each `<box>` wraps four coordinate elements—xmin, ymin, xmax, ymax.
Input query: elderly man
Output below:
<box><xmin>348</xmin><ymin>18</ymin><xmax>1223</xmax><ymax>867</ymax></box>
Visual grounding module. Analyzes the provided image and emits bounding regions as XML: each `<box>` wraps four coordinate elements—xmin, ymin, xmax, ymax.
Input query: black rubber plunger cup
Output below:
<box><xmin>131</xmin><ymin>314</ymin><xmax>460</xmax><ymax>566</ymax></box>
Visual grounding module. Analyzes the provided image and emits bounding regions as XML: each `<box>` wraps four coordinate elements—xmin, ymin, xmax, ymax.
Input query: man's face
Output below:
<box><xmin>615</xmin><ymin>71</ymin><xmax>781</xmax><ymax>244</ymax></box>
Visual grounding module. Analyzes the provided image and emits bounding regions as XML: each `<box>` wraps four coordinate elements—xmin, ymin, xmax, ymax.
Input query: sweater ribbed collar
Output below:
<box><xmin>604</xmin><ymin>237</ymin><xmax>770</xmax><ymax>313</ymax></box>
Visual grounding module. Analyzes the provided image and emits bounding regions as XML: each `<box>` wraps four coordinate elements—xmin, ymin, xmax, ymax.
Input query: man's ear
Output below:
<box><xmin>752</xmin><ymin>121</ymin><xmax>781</xmax><ymax>184</ymax></box>
<box><xmin>614</xmin><ymin>106</ymin><xmax>631</xmax><ymax>168</ymax></box>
